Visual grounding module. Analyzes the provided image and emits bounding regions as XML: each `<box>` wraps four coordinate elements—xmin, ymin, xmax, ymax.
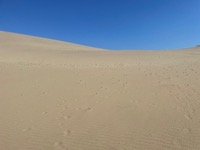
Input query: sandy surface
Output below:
<box><xmin>0</xmin><ymin>31</ymin><xmax>200</xmax><ymax>150</ymax></box>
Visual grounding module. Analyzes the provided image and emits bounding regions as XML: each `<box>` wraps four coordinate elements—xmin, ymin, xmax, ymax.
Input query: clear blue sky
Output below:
<box><xmin>0</xmin><ymin>0</ymin><xmax>200</xmax><ymax>50</ymax></box>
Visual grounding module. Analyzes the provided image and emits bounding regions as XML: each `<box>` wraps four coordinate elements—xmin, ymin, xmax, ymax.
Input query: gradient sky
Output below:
<box><xmin>0</xmin><ymin>0</ymin><xmax>200</xmax><ymax>50</ymax></box>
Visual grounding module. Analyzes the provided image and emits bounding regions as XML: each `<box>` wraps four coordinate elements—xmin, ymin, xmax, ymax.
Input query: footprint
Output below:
<box><xmin>23</xmin><ymin>127</ymin><xmax>32</xmax><ymax>132</ymax></box>
<box><xmin>63</xmin><ymin>116</ymin><xmax>71</xmax><ymax>120</ymax></box>
<box><xmin>85</xmin><ymin>107</ymin><xmax>92</xmax><ymax>111</ymax></box>
<box><xmin>182</xmin><ymin>128</ymin><xmax>191</xmax><ymax>134</ymax></box>
<box><xmin>54</xmin><ymin>141</ymin><xmax>63</xmax><ymax>147</ymax></box>
<box><xmin>42</xmin><ymin>111</ymin><xmax>48</xmax><ymax>115</ymax></box>
<box><xmin>54</xmin><ymin>141</ymin><xmax>67</xmax><ymax>149</ymax></box>
<box><xmin>184</xmin><ymin>114</ymin><xmax>192</xmax><ymax>120</ymax></box>
<box><xmin>63</xmin><ymin>130</ymin><xmax>71</xmax><ymax>136</ymax></box>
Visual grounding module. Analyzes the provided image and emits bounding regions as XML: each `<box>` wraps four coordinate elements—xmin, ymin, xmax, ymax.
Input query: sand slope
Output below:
<box><xmin>0</xmin><ymin>31</ymin><xmax>200</xmax><ymax>150</ymax></box>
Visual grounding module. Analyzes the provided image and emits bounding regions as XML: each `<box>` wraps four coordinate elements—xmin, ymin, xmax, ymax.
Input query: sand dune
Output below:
<box><xmin>0</xmin><ymin>31</ymin><xmax>200</xmax><ymax>150</ymax></box>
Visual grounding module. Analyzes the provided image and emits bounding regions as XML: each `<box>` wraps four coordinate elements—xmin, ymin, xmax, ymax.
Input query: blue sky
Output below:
<box><xmin>0</xmin><ymin>0</ymin><xmax>200</xmax><ymax>50</ymax></box>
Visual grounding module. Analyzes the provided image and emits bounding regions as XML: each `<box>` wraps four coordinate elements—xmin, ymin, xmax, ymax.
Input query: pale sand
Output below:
<box><xmin>0</xmin><ymin>31</ymin><xmax>200</xmax><ymax>150</ymax></box>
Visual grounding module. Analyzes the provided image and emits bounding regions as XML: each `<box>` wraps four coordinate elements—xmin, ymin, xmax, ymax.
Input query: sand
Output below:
<box><xmin>0</xmin><ymin>31</ymin><xmax>200</xmax><ymax>150</ymax></box>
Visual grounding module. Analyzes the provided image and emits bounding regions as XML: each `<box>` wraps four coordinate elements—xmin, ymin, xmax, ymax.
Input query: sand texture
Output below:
<box><xmin>0</xmin><ymin>31</ymin><xmax>200</xmax><ymax>150</ymax></box>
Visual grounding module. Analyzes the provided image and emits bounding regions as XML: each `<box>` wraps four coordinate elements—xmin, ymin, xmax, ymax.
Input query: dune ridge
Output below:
<box><xmin>0</xmin><ymin>31</ymin><xmax>200</xmax><ymax>150</ymax></box>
